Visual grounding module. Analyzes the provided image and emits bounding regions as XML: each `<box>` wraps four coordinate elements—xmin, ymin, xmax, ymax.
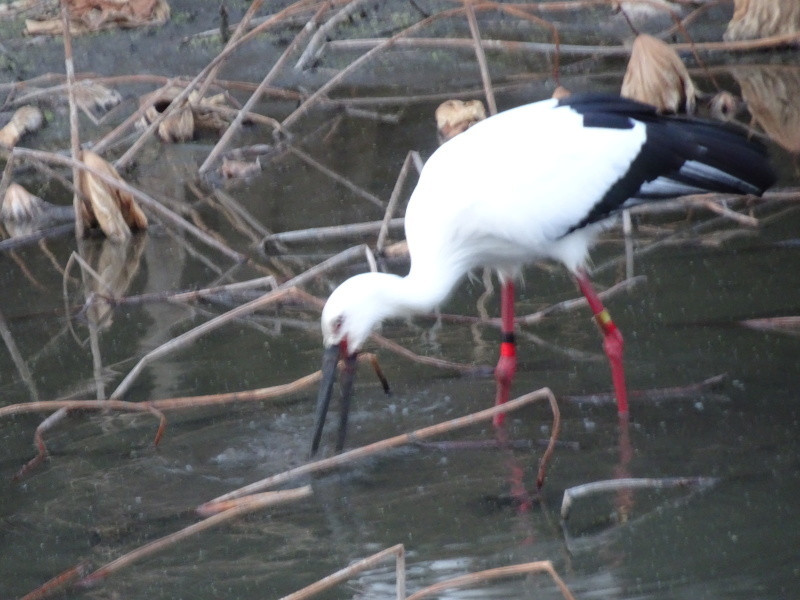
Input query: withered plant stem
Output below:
<box><xmin>282</xmin><ymin>7</ymin><xmax>467</xmax><ymax>129</ymax></box>
<box><xmin>561</xmin><ymin>476</ymin><xmax>719</xmax><ymax>520</ymax></box>
<box><xmin>114</xmin><ymin>0</ymin><xmax>327</xmax><ymax>171</ymax></box>
<box><xmin>563</xmin><ymin>373</ymin><xmax>728</xmax><ymax>406</ymax></box>
<box><xmin>280</xmin><ymin>544</ymin><xmax>406</xmax><ymax>600</ymax></box>
<box><xmin>3</xmin><ymin>353</ymin><xmax>389</xmax><ymax>481</ymax></box>
<box><xmin>90</xmin><ymin>80</ymin><xmax>176</xmax><ymax>155</ymax></box>
<box><xmin>0</xmin><ymin>399</ymin><xmax>167</xmax><ymax>444</ymax></box>
<box><xmin>0</xmin><ymin>306</ymin><xmax>38</xmax><ymax>401</ymax></box>
<box><xmin>377</xmin><ymin>151</ymin><xmax>419</xmax><ymax>253</ymax></box>
<box><xmin>294</xmin><ymin>0</ymin><xmax>374</xmax><ymax>70</ymax></box>
<box><xmin>59</xmin><ymin>0</ymin><xmax>83</xmax><ymax>239</ymax></box>
<box><xmin>199</xmin><ymin>2</ymin><xmax>328</xmax><ymax>174</ymax></box>
<box><xmin>196</xmin><ymin>0</ymin><xmax>265</xmax><ymax>99</ymax></box>
<box><xmin>0</xmin><ymin>149</ymin><xmax>15</xmax><ymax>199</ymax></box>
<box><xmin>465</xmin><ymin>2</ymin><xmax>497</xmax><ymax>115</ymax></box>
<box><xmin>197</xmin><ymin>388</ymin><xmax>559</xmax><ymax>514</ymax></box>
<box><xmin>110</xmin><ymin>246</ymin><xmax>367</xmax><ymax>398</ymax></box>
<box><xmin>11</xmin><ymin>147</ymin><xmax>246</xmax><ymax>262</ymax></box>
<box><xmin>18</xmin><ymin>562</ymin><xmax>91</xmax><ymax>600</ymax></box>
<box><xmin>370</xmin><ymin>333</ymin><xmax>484</xmax><ymax>374</ymax></box>
<box><xmin>99</xmin><ymin>274</ymin><xmax>278</xmax><ymax>306</ymax></box>
<box><xmin>324</xmin><ymin>31</ymin><xmax>800</xmax><ymax>56</ymax></box>
<box><xmin>262</xmin><ymin>218</ymin><xmax>404</xmax><ymax>245</ymax></box>
<box><xmin>288</xmin><ymin>146</ymin><xmax>385</xmax><ymax>207</ymax></box>
<box><xmin>406</xmin><ymin>560</ymin><xmax>576</xmax><ymax>600</ymax></box>
<box><xmin>496</xmin><ymin>2</ymin><xmax>562</xmax><ymax>84</ymax></box>
<box><xmin>429</xmin><ymin>276</ymin><xmax>647</xmax><ymax>328</ymax></box>
<box><xmin>2</xmin><ymin>75</ymin><xmax>299</xmax><ymax>112</ymax></box>
<box><xmin>77</xmin><ymin>487</ymin><xmax>312</xmax><ymax>588</ymax></box>
<box><xmin>149</xmin><ymin>370</ymin><xmax>322</xmax><ymax>410</ymax></box>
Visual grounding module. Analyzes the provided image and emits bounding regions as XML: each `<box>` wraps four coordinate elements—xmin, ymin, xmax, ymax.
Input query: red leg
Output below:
<box><xmin>575</xmin><ymin>271</ymin><xmax>629</xmax><ymax>416</ymax></box>
<box><xmin>493</xmin><ymin>280</ymin><xmax>536</xmax><ymax>513</ymax></box>
<box><xmin>493</xmin><ymin>279</ymin><xmax>517</xmax><ymax>426</ymax></box>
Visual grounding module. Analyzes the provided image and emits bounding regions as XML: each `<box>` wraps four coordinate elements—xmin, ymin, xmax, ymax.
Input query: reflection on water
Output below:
<box><xmin>82</xmin><ymin>235</ymin><xmax>147</xmax><ymax>331</ymax></box>
<box><xmin>733</xmin><ymin>65</ymin><xmax>800</xmax><ymax>154</ymax></box>
<box><xmin>2</xmin><ymin>19</ymin><xmax>800</xmax><ymax>600</ymax></box>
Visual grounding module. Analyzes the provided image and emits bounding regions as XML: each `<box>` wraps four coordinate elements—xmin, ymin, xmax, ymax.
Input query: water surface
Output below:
<box><xmin>1</xmin><ymin>3</ymin><xmax>800</xmax><ymax>599</ymax></box>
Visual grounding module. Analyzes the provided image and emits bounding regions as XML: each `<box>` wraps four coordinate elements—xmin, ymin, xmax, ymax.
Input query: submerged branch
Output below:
<box><xmin>563</xmin><ymin>373</ymin><xmax>728</xmax><ymax>405</ymax></box>
<box><xmin>197</xmin><ymin>388</ymin><xmax>558</xmax><ymax>514</ymax></box>
<box><xmin>77</xmin><ymin>486</ymin><xmax>312</xmax><ymax>589</ymax></box>
<box><xmin>370</xmin><ymin>333</ymin><xmax>488</xmax><ymax>374</ymax></box>
<box><xmin>0</xmin><ymin>399</ymin><xmax>167</xmax><ymax>434</ymax></box>
<box><xmin>280</xmin><ymin>544</ymin><xmax>406</xmax><ymax>600</ymax></box>
<box><xmin>406</xmin><ymin>560</ymin><xmax>576</xmax><ymax>600</ymax></box>
<box><xmin>561</xmin><ymin>476</ymin><xmax>719</xmax><ymax>520</ymax></box>
<box><xmin>110</xmin><ymin>246</ymin><xmax>365</xmax><ymax>398</ymax></box>
<box><xmin>11</xmin><ymin>147</ymin><xmax>246</xmax><ymax>262</ymax></box>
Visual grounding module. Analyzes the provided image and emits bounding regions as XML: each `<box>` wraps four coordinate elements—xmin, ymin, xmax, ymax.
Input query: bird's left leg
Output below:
<box><xmin>575</xmin><ymin>270</ymin><xmax>629</xmax><ymax>416</ymax></box>
<box><xmin>493</xmin><ymin>279</ymin><xmax>517</xmax><ymax>426</ymax></box>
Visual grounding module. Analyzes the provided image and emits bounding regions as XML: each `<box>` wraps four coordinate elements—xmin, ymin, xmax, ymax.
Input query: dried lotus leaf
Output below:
<box><xmin>621</xmin><ymin>34</ymin><xmax>696</xmax><ymax>114</ymax></box>
<box><xmin>78</xmin><ymin>151</ymin><xmax>148</xmax><ymax>242</ymax></box>
<box><xmin>435</xmin><ymin>99</ymin><xmax>487</xmax><ymax>144</ymax></box>
<box><xmin>0</xmin><ymin>106</ymin><xmax>44</xmax><ymax>147</ymax></box>
<box><xmin>724</xmin><ymin>0</ymin><xmax>800</xmax><ymax>42</ymax></box>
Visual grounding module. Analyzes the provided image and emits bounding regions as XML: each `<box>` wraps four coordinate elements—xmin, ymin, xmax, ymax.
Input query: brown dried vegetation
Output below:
<box><xmin>1</xmin><ymin>183</ymin><xmax>47</xmax><ymax>222</ymax></box>
<box><xmin>724</xmin><ymin>0</ymin><xmax>800</xmax><ymax>41</ymax></box>
<box><xmin>138</xmin><ymin>87</ymin><xmax>234</xmax><ymax>143</ymax></box>
<box><xmin>733</xmin><ymin>66</ymin><xmax>800</xmax><ymax>153</ymax></box>
<box><xmin>621</xmin><ymin>34</ymin><xmax>696</xmax><ymax>114</ymax></box>
<box><xmin>1</xmin><ymin>2</ymin><xmax>797</xmax><ymax>598</ymax></box>
<box><xmin>0</xmin><ymin>106</ymin><xmax>44</xmax><ymax>148</ymax></box>
<box><xmin>25</xmin><ymin>0</ymin><xmax>170</xmax><ymax>36</ymax></box>
<box><xmin>435</xmin><ymin>99</ymin><xmax>487</xmax><ymax>144</ymax></box>
<box><xmin>77</xmin><ymin>150</ymin><xmax>148</xmax><ymax>242</ymax></box>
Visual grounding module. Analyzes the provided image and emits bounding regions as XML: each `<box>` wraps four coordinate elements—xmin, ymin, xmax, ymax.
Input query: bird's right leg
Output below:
<box><xmin>493</xmin><ymin>280</ymin><xmax>535</xmax><ymax>511</ymax></box>
<box><xmin>575</xmin><ymin>270</ymin><xmax>629</xmax><ymax>416</ymax></box>
<box><xmin>493</xmin><ymin>279</ymin><xmax>517</xmax><ymax>426</ymax></box>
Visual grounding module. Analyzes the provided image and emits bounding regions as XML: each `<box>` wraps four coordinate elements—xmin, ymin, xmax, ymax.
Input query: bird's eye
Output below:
<box><xmin>331</xmin><ymin>316</ymin><xmax>344</xmax><ymax>334</ymax></box>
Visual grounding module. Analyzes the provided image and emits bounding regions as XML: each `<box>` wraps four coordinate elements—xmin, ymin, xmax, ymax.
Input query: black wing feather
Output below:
<box><xmin>558</xmin><ymin>94</ymin><xmax>776</xmax><ymax>232</ymax></box>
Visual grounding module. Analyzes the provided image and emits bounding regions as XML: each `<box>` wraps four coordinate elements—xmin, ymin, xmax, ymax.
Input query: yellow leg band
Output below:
<box><xmin>595</xmin><ymin>309</ymin><xmax>613</xmax><ymax>327</ymax></box>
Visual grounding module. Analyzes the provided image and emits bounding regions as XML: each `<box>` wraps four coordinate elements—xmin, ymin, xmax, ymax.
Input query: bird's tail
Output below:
<box><xmin>621</xmin><ymin>109</ymin><xmax>777</xmax><ymax>204</ymax></box>
<box><xmin>561</xmin><ymin>93</ymin><xmax>777</xmax><ymax>201</ymax></box>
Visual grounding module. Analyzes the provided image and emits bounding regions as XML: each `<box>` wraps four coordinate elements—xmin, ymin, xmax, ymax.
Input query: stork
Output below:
<box><xmin>311</xmin><ymin>93</ymin><xmax>775</xmax><ymax>455</ymax></box>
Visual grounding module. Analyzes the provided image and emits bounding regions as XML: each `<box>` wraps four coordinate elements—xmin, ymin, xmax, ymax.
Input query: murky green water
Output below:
<box><xmin>2</xmin><ymin>2</ymin><xmax>800</xmax><ymax>599</ymax></box>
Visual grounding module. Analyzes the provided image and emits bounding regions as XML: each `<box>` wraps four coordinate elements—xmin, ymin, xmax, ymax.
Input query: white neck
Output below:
<box><xmin>383</xmin><ymin>260</ymin><xmax>463</xmax><ymax>318</ymax></box>
<box><xmin>321</xmin><ymin>263</ymin><xmax>467</xmax><ymax>351</ymax></box>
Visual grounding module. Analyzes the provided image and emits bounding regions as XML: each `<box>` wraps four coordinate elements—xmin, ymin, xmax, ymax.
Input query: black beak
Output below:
<box><xmin>310</xmin><ymin>344</ymin><xmax>358</xmax><ymax>456</ymax></box>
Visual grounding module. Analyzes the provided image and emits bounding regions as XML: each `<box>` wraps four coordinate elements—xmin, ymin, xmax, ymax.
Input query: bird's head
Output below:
<box><xmin>320</xmin><ymin>272</ymin><xmax>400</xmax><ymax>354</ymax></box>
<box><xmin>312</xmin><ymin>272</ymin><xmax>401</xmax><ymax>455</ymax></box>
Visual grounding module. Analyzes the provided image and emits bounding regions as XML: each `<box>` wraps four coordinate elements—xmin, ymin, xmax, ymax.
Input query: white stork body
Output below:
<box><xmin>312</xmin><ymin>94</ymin><xmax>775</xmax><ymax>454</ymax></box>
<box><xmin>407</xmin><ymin>100</ymin><xmax>639</xmax><ymax>276</ymax></box>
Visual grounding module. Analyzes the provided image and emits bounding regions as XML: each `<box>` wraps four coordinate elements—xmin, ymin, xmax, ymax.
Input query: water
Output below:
<box><xmin>2</xmin><ymin>4</ymin><xmax>800</xmax><ymax>599</ymax></box>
